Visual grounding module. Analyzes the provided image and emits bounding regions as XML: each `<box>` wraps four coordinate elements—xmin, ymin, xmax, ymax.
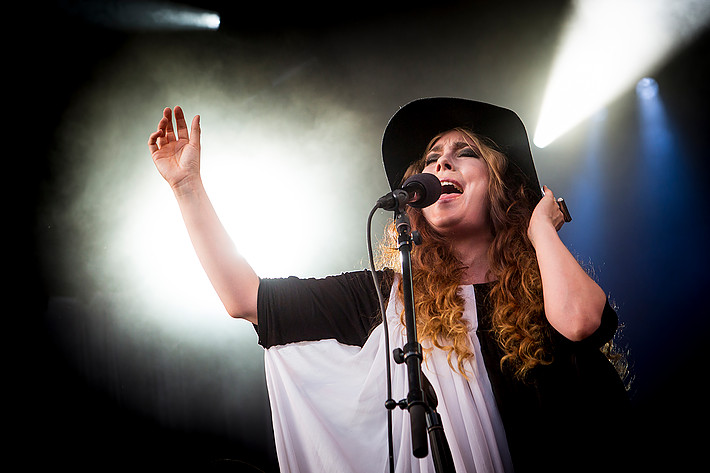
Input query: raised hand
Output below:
<box><xmin>148</xmin><ymin>106</ymin><xmax>201</xmax><ymax>191</ymax></box>
<box><xmin>147</xmin><ymin>106</ymin><xmax>260</xmax><ymax>321</ymax></box>
<box><xmin>527</xmin><ymin>185</ymin><xmax>566</xmax><ymax>246</ymax></box>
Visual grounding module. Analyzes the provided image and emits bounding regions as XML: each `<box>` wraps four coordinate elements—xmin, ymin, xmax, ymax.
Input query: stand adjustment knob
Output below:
<box><xmin>393</xmin><ymin>348</ymin><xmax>405</xmax><ymax>364</ymax></box>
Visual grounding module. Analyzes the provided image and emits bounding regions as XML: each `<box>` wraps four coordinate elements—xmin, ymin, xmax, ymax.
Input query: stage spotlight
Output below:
<box><xmin>534</xmin><ymin>0</ymin><xmax>710</xmax><ymax>149</ymax></box>
<box><xmin>636</xmin><ymin>78</ymin><xmax>659</xmax><ymax>101</ymax></box>
<box><xmin>67</xmin><ymin>1</ymin><xmax>221</xmax><ymax>31</ymax></box>
<box><xmin>637</xmin><ymin>77</ymin><xmax>672</xmax><ymax>170</ymax></box>
<box><xmin>150</xmin><ymin>4</ymin><xmax>221</xmax><ymax>30</ymax></box>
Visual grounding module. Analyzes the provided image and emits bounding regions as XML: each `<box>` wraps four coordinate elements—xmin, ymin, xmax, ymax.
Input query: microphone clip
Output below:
<box><xmin>376</xmin><ymin>189</ymin><xmax>410</xmax><ymax>212</ymax></box>
<box><xmin>376</xmin><ymin>173</ymin><xmax>442</xmax><ymax>212</ymax></box>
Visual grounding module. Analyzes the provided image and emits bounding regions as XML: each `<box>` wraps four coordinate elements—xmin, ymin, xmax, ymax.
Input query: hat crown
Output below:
<box><xmin>381</xmin><ymin>97</ymin><xmax>541</xmax><ymax>200</ymax></box>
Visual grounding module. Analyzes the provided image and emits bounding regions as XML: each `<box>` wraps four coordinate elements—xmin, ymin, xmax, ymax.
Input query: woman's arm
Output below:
<box><xmin>148</xmin><ymin>106</ymin><xmax>259</xmax><ymax>323</ymax></box>
<box><xmin>527</xmin><ymin>186</ymin><xmax>606</xmax><ymax>342</ymax></box>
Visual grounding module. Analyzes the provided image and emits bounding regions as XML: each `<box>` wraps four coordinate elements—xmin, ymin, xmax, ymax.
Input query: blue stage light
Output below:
<box><xmin>534</xmin><ymin>0</ymin><xmax>710</xmax><ymax>149</ymax></box>
<box><xmin>636</xmin><ymin>78</ymin><xmax>659</xmax><ymax>100</ymax></box>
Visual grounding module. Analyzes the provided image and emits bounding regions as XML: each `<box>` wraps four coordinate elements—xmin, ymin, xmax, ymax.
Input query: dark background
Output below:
<box><xmin>17</xmin><ymin>1</ymin><xmax>709</xmax><ymax>471</ymax></box>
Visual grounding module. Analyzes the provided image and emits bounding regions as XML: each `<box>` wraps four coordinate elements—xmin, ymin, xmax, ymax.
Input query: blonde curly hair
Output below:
<box><xmin>379</xmin><ymin>128</ymin><xmax>552</xmax><ymax>379</ymax></box>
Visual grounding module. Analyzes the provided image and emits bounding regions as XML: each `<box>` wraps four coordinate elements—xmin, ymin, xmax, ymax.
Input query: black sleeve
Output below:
<box><xmin>550</xmin><ymin>299</ymin><xmax>619</xmax><ymax>350</ymax></box>
<box><xmin>256</xmin><ymin>269</ymin><xmax>394</xmax><ymax>349</ymax></box>
<box><xmin>580</xmin><ymin>299</ymin><xmax>619</xmax><ymax>347</ymax></box>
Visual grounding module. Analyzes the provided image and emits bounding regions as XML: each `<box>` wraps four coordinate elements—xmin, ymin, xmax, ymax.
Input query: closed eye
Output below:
<box><xmin>424</xmin><ymin>154</ymin><xmax>440</xmax><ymax>166</ymax></box>
<box><xmin>458</xmin><ymin>147</ymin><xmax>479</xmax><ymax>158</ymax></box>
<box><xmin>424</xmin><ymin>143</ymin><xmax>478</xmax><ymax>166</ymax></box>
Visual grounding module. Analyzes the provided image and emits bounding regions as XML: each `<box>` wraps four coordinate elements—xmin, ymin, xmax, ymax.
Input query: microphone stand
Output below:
<box><xmin>388</xmin><ymin>204</ymin><xmax>456</xmax><ymax>472</ymax></box>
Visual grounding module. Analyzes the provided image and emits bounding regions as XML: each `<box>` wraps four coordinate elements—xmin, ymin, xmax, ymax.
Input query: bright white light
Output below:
<box><xmin>151</xmin><ymin>6</ymin><xmax>221</xmax><ymax>30</ymax></box>
<box><xmin>203</xmin><ymin>132</ymin><xmax>342</xmax><ymax>279</ymax></box>
<box><xmin>113</xmin><ymin>173</ymin><xmax>229</xmax><ymax>328</ymax></box>
<box><xmin>110</xmin><ymin>100</ymin><xmax>376</xmax><ymax>330</ymax></box>
<box><xmin>72</xmin><ymin>1</ymin><xmax>221</xmax><ymax>31</ymax></box>
<box><xmin>534</xmin><ymin>0</ymin><xmax>710</xmax><ymax>148</ymax></box>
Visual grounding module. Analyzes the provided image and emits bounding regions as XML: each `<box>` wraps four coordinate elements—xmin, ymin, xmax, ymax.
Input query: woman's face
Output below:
<box><xmin>421</xmin><ymin>130</ymin><xmax>491</xmax><ymax>238</ymax></box>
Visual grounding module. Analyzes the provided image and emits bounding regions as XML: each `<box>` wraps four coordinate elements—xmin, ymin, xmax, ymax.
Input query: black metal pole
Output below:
<box><xmin>394</xmin><ymin>208</ymin><xmax>429</xmax><ymax>459</ymax></box>
<box><xmin>393</xmin><ymin>206</ymin><xmax>456</xmax><ymax>471</ymax></box>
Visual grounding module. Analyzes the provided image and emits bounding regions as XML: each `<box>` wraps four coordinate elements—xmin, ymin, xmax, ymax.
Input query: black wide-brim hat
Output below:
<box><xmin>381</xmin><ymin>97</ymin><xmax>542</xmax><ymax>201</ymax></box>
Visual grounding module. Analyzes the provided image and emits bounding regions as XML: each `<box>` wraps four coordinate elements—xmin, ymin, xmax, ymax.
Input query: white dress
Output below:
<box><xmin>263</xmin><ymin>276</ymin><xmax>514</xmax><ymax>472</ymax></box>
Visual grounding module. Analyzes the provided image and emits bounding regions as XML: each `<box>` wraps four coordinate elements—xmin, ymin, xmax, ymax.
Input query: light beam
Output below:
<box><xmin>534</xmin><ymin>0</ymin><xmax>710</xmax><ymax>148</ymax></box>
<box><xmin>66</xmin><ymin>0</ymin><xmax>221</xmax><ymax>31</ymax></box>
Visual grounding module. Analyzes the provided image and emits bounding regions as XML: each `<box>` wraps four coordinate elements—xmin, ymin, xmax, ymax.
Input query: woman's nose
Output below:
<box><xmin>436</xmin><ymin>155</ymin><xmax>453</xmax><ymax>172</ymax></box>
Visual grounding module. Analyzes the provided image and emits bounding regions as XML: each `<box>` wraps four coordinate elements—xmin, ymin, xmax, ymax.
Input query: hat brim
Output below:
<box><xmin>381</xmin><ymin>97</ymin><xmax>542</xmax><ymax>200</ymax></box>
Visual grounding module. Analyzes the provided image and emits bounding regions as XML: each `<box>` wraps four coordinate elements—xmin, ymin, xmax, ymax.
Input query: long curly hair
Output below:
<box><xmin>379</xmin><ymin>128</ymin><xmax>552</xmax><ymax>379</ymax></box>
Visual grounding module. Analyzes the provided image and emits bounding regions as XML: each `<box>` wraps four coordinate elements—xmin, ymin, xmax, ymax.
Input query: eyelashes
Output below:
<box><xmin>424</xmin><ymin>148</ymin><xmax>479</xmax><ymax>166</ymax></box>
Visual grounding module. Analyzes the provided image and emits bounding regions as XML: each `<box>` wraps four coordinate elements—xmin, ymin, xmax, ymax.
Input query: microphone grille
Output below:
<box><xmin>403</xmin><ymin>173</ymin><xmax>441</xmax><ymax>208</ymax></box>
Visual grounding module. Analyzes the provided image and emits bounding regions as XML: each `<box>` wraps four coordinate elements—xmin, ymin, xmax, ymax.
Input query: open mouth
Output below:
<box><xmin>440</xmin><ymin>179</ymin><xmax>463</xmax><ymax>196</ymax></box>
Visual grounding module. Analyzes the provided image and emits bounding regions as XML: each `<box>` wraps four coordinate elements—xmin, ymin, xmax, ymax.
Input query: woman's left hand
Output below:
<box><xmin>527</xmin><ymin>185</ymin><xmax>605</xmax><ymax>341</ymax></box>
<box><xmin>527</xmin><ymin>185</ymin><xmax>566</xmax><ymax>246</ymax></box>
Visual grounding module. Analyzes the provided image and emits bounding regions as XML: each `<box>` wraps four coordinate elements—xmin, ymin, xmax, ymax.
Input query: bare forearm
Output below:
<box><xmin>532</xmin><ymin>224</ymin><xmax>606</xmax><ymax>341</ymax></box>
<box><xmin>173</xmin><ymin>177</ymin><xmax>259</xmax><ymax>323</ymax></box>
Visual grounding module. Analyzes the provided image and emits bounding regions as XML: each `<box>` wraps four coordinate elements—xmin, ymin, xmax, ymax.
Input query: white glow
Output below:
<box><xmin>112</xmin><ymin>173</ymin><xmax>228</xmax><ymax>328</ymax></box>
<box><xmin>72</xmin><ymin>1</ymin><xmax>221</xmax><ymax>31</ymax></box>
<box><xmin>151</xmin><ymin>7</ymin><xmax>221</xmax><ymax>30</ymax></box>
<box><xmin>108</xmin><ymin>101</ymin><xmax>376</xmax><ymax>330</ymax></box>
<box><xmin>45</xmin><ymin>31</ymin><xmax>380</xmax><ymax>338</ymax></box>
<box><xmin>534</xmin><ymin>0</ymin><xmax>710</xmax><ymax>148</ymax></box>
<box><xmin>203</xmin><ymin>129</ymin><xmax>343</xmax><ymax>279</ymax></box>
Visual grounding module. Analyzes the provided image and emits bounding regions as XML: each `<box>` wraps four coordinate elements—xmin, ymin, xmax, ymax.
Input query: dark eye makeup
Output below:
<box><xmin>424</xmin><ymin>147</ymin><xmax>478</xmax><ymax>166</ymax></box>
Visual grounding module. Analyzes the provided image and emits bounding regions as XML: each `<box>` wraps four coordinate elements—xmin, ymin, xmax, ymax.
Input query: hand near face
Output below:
<box><xmin>527</xmin><ymin>185</ymin><xmax>567</xmax><ymax>246</ymax></box>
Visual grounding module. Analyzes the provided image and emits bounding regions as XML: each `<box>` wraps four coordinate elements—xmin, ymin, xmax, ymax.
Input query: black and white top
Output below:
<box><xmin>256</xmin><ymin>270</ymin><xmax>628</xmax><ymax>473</ymax></box>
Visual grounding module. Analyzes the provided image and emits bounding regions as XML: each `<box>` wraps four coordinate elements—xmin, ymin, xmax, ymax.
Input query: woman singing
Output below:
<box><xmin>148</xmin><ymin>97</ymin><xmax>629</xmax><ymax>472</ymax></box>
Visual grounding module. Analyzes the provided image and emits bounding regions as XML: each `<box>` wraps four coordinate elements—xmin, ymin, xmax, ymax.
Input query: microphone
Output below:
<box><xmin>377</xmin><ymin>173</ymin><xmax>442</xmax><ymax>211</ymax></box>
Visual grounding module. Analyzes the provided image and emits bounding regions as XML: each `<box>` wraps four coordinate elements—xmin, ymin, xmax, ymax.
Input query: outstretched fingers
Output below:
<box><xmin>148</xmin><ymin>107</ymin><xmax>178</xmax><ymax>152</ymax></box>
<box><xmin>174</xmin><ymin>106</ymin><xmax>191</xmax><ymax>141</ymax></box>
<box><xmin>164</xmin><ymin>107</ymin><xmax>177</xmax><ymax>143</ymax></box>
<box><xmin>148</xmin><ymin>106</ymin><xmax>198</xmax><ymax>155</ymax></box>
